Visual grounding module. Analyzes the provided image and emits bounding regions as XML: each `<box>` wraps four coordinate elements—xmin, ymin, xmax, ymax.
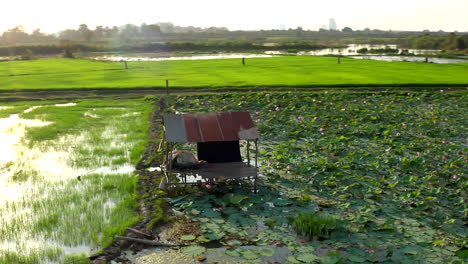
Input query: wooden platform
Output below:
<box><xmin>172</xmin><ymin>162</ymin><xmax>257</xmax><ymax>181</ymax></box>
<box><xmin>196</xmin><ymin>162</ymin><xmax>257</xmax><ymax>180</ymax></box>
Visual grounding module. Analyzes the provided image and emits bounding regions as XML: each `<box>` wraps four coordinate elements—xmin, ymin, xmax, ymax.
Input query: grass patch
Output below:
<box><xmin>63</xmin><ymin>253</ymin><xmax>90</xmax><ymax>264</ymax></box>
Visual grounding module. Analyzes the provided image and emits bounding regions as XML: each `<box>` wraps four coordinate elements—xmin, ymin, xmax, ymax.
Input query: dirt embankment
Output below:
<box><xmin>1</xmin><ymin>86</ymin><xmax>465</xmax><ymax>102</ymax></box>
<box><xmin>90</xmin><ymin>98</ymin><xmax>170</xmax><ymax>264</ymax></box>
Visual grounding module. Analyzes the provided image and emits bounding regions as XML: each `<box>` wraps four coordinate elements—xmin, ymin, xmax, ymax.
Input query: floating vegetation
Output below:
<box><xmin>161</xmin><ymin>91</ymin><xmax>467</xmax><ymax>263</ymax></box>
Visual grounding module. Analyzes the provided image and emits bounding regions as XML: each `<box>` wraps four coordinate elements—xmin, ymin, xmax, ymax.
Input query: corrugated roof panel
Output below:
<box><xmin>197</xmin><ymin>113</ymin><xmax>223</xmax><ymax>142</ymax></box>
<box><xmin>184</xmin><ymin>114</ymin><xmax>203</xmax><ymax>142</ymax></box>
<box><xmin>217</xmin><ymin>112</ymin><xmax>238</xmax><ymax>140</ymax></box>
<box><xmin>163</xmin><ymin>114</ymin><xmax>187</xmax><ymax>143</ymax></box>
<box><xmin>231</xmin><ymin>112</ymin><xmax>255</xmax><ymax>130</ymax></box>
<box><xmin>163</xmin><ymin>112</ymin><xmax>259</xmax><ymax>143</ymax></box>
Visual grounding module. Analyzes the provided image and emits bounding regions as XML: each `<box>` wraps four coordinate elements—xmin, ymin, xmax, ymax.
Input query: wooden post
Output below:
<box><xmin>242</xmin><ymin>57</ymin><xmax>245</xmax><ymax>66</ymax></box>
<box><xmin>337</xmin><ymin>56</ymin><xmax>341</xmax><ymax>64</ymax></box>
<box><xmin>425</xmin><ymin>57</ymin><xmax>428</xmax><ymax>63</ymax></box>
<box><xmin>166</xmin><ymin>79</ymin><xmax>169</xmax><ymax>94</ymax></box>
<box><xmin>115</xmin><ymin>236</ymin><xmax>177</xmax><ymax>247</ymax></box>
<box><xmin>246</xmin><ymin>141</ymin><xmax>250</xmax><ymax>166</ymax></box>
<box><xmin>166</xmin><ymin>141</ymin><xmax>171</xmax><ymax>188</ymax></box>
<box><xmin>254</xmin><ymin>139</ymin><xmax>258</xmax><ymax>193</ymax></box>
<box><xmin>254</xmin><ymin>139</ymin><xmax>258</xmax><ymax>169</ymax></box>
<box><xmin>124</xmin><ymin>61</ymin><xmax>128</xmax><ymax>69</ymax></box>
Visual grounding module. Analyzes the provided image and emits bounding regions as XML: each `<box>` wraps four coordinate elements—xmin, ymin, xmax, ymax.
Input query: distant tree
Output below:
<box><xmin>205</xmin><ymin>27</ymin><xmax>229</xmax><ymax>33</ymax></box>
<box><xmin>31</xmin><ymin>29</ymin><xmax>44</xmax><ymax>38</ymax></box>
<box><xmin>342</xmin><ymin>27</ymin><xmax>353</xmax><ymax>33</ymax></box>
<box><xmin>296</xmin><ymin>26</ymin><xmax>303</xmax><ymax>38</ymax></box>
<box><xmin>93</xmin><ymin>26</ymin><xmax>105</xmax><ymax>40</ymax></box>
<box><xmin>456</xmin><ymin>37</ymin><xmax>466</xmax><ymax>50</ymax></box>
<box><xmin>59</xmin><ymin>40</ymin><xmax>76</xmax><ymax>58</ymax></box>
<box><xmin>444</xmin><ymin>32</ymin><xmax>457</xmax><ymax>50</ymax></box>
<box><xmin>78</xmin><ymin>24</ymin><xmax>93</xmax><ymax>42</ymax></box>
<box><xmin>111</xmin><ymin>26</ymin><xmax>119</xmax><ymax>37</ymax></box>
<box><xmin>30</xmin><ymin>29</ymin><xmax>52</xmax><ymax>43</ymax></box>
<box><xmin>158</xmin><ymin>22</ymin><xmax>175</xmax><ymax>33</ymax></box>
<box><xmin>59</xmin><ymin>29</ymin><xmax>80</xmax><ymax>41</ymax></box>
<box><xmin>2</xmin><ymin>26</ymin><xmax>29</xmax><ymax>43</ymax></box>
<box><xmin>119</xmin><ymin>24</ymin><xmax>139</xmax><ymax>41</ymax></box>
<box><xmin>20</xmin><ymin>49</ymin><xmax>34</xmax><ymax>60</ymax></box>
<box><xmin>141</xmin><ymin>23</ymin><xmax>161</xmax><ymax>38</ymax></box>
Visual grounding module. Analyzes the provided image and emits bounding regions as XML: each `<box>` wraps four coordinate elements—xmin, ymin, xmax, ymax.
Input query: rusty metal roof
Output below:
<box><xmin>163</xmin><ymin>112</ymin><xmax>260</xmax><ymax>143</ymax></box>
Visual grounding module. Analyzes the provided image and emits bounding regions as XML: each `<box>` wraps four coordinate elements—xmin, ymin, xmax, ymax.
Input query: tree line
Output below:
<box><xmin>0</xmin><ymin>23</ymin><xmax>466</xmax><ymax>58</ymax></box>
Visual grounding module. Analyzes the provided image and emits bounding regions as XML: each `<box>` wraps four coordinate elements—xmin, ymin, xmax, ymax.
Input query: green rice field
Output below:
<box><xmin>0</xmin><ymin>57</ymin><xmax>467</xmax><ymax>90</ymax></box>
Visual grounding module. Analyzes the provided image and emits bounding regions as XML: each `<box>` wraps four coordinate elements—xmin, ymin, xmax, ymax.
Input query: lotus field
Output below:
<box><xmin>160</xmin><ymin>91</ymin><xmax>467</xmax><ymax>263</ymax></box>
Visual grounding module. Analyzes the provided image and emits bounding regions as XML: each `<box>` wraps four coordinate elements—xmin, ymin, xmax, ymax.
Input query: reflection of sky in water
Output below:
<box><xmin>176</xmin><ymin>173</ymin><xmax>205</xmax><ymax>183</ymax></box>
<box><xmin>0</xmin><ymin>103</ymin><xmax>136</xmax><ymax>255</ymax></box>
<box><xmin>0</xmin><ymin>113</ymin><xmax>51</xmax><ymax>203</ymax></box>
<box><xmin>88</xmin><ymin>44</ymin><xmax>468</xmax><ymax>64</ymax></box>
<box><xmin>350</xmin><ymin>55</ymin><xmax>468</xmax><ymax>64</ymax></box>
<box><xmin>95</xmin><ymin>53</ymin><xmax>273</xmax><ymax>62</ymax></box>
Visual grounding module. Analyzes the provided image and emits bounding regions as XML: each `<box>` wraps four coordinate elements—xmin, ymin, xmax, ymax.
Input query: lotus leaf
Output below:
<box><xmin>296</xmin><ymin>253</ymin><xmax>320</xmax><ymax>263</ymax></box>
<box><xmin>180</xmin><ymin>235</ymin><xmax>196</xmax><ymax>241</ymax></box>
<box><xmin>179</xmin><ymin>246</ymin><xmax>206</xmax><ymax>257</ymax></box>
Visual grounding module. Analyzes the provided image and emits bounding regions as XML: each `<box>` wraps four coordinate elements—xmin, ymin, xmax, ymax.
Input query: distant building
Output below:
<box><xmin>329</xmin><ymin>18</ymin><xmax>337</xmax><ymax>31</ymax></box>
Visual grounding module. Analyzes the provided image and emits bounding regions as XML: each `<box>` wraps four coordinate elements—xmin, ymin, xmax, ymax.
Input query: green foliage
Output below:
<box><xmin>357</xmin><ymin>47</ymin><xmax>399</xmax><ymax>54</ymax></box>
<box><xmin>63</xmin><ymin>253</ymin><xmax>90</xmax><ymax>264</ymax></box>
<box><xmin>179</xmin><ymin>245</ymin><xmax>206</xmax><ymax>257</ymax></box>
<box><xmin>20</xmin><ymin>49</ymin><xmax>34</xmax><ymax>60</ymax></box>
<box><xmin>147</xmin><ymin>198</ymin><xmax>167</xmax><ymax>231</ymax></box>
<box><xmin>0</xmin><ymin>247</ymin><xmax>62</xmax><ymax>264</ymax></box>
<box><xmin>292</xmin><ymin>212</ymin><xmax>340</xmax><ymax>239</ymax></box>
<box><xmin>180</xmin><ymin>235</ymin><xmax>196</xmax><ymax>241</ymax></box>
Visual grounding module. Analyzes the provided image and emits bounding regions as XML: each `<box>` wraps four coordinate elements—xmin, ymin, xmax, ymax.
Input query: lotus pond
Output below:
<box><xmin>1</xmin><ymin>91</ymin><xmax>466</xmax><ymax>264</ymax></box>
<box><xmin>0</xmin><ymin>99</ymin><xmax>152</xmax><ymax>263</ymax></box>
<box><xmin>149</xmin><ymin>91</ymin><xmax>467</xmax><ymax>263</ymax></box>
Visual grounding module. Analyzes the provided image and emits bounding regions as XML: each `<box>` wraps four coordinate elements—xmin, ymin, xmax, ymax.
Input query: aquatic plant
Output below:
<box><xmin>292</xmin><ymin>212</ymin><xmax>339</xmax><ymax>240</ymax></box>
<box><xmin>166</xmin><ymin>91</ymin><xmax>467</xmax><ymax>263</ymax></box>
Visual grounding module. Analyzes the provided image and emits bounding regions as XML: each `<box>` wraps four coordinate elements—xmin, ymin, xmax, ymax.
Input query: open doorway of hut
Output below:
<box><xmin>197</xmin><ymin>140</ymin><xmax>242</xmax><ymax>163</ymax></box>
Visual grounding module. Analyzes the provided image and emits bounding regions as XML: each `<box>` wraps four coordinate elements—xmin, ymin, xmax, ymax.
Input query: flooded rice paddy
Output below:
<box><xmin>350</xmin><ymin>55</ymin><xmax>468</xmax><ymax>63</ymax></box>
<box><xmin>94</xmin><ymin>53</ymin><xmax>274</xmax><ymax>62</ymax></box>
<box><xmin>91</xmin><ymin>44</ymin><xmax>467</xmax><ymax>64</ymax></box>
<box><xmin>0</xmin><ymin>100</ymin><xmax>151</xmax><ymax>263</ymax></box>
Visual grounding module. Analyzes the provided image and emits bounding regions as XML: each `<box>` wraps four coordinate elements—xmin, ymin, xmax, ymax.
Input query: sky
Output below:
<box><xmin>1</xmin><ymin>0</ymin><xmax>467</xmax><ymax>33</ymax></box>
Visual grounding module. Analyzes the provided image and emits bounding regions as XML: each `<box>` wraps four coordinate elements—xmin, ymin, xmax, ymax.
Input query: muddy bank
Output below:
<box><xmin>1</xmin><ymin>86</ymin><xmax>466</xmax><ymax>102</ymax></box>
<box><xmin>88</xmin><ymin>98</ymin><xmax>170</xmax><ymax>264</ymax></box>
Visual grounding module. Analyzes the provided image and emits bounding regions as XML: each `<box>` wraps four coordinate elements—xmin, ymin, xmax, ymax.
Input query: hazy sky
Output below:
<box><xmin>1</xmin><ymin>0</ymin><xmax>467</xmax><ymax>33</ymax></box>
